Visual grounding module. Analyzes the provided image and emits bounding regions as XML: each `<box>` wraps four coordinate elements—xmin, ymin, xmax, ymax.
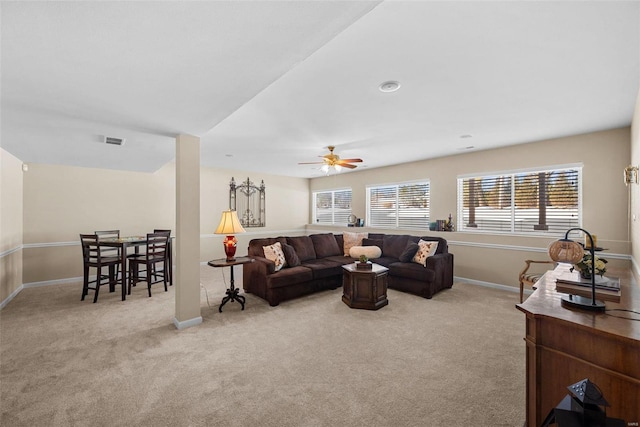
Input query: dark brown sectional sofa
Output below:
<box><xmin>243</xmin><ymin>232</ymin><xmax>454</xmax><ymax>306</ymax></box>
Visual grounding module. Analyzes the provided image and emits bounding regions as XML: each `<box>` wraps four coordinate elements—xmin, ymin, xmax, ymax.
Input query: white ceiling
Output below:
<box><xmin>2</xmin><ymin>1</ymin><xmax>639</xmax><ymax>178</ymax></box>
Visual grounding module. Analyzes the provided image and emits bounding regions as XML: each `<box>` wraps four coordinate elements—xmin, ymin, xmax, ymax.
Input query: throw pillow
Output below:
<box><xmin>281</xmin><ymin>243</ymin><xmax>300</xmax><ymax>267</ymax></box>
<box><xmin>349</xmin><ymin>245</ymin><xmax>382</xmax><ymax>259</ymax></box>
<box><xmin>263</xmin><ymin>241</ymin><xmax>287</xmax><ymax>272</ymax></box>
<box><xmin>412</xmin><ymin>240</ymin><xmax>439</xmax><ymax>267</ymax></box>
<box><xmin>343</xmin><ymin>231</ymin><xmax>368</xmax><ymax>256</ymax></box>
<box><xmin>399</xmin><ymin>242</ymin><xmax>419</xmax><ymax>263</ymax></box>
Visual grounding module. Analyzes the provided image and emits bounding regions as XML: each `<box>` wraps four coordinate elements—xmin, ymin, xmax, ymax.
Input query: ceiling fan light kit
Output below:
<box><xmin>299</xmin><ymin>145</ymin><xmax>363</xmax><ymax>174</ymax></box>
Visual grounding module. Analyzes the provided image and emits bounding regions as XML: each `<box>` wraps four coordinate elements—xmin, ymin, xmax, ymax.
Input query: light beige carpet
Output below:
<box><xmin>1</xmin><ymin>266</ymin><xmax>525</xmax><ymax>426</ymax></box>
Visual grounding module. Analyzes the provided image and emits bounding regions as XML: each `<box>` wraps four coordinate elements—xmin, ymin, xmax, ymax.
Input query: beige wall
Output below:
<box><xmin>200</xmin><ymin>169</ymin><xmax>310</xmax><ymax>261</ymax></box>
<box><xmin>7</xmin><ymin>125</ymin><xmax>635</xmax><ymax>294</ymax></box>
<box><xmin>309</xmin><ymin>127</ymin><xmax>631</xmax><ymax>289</ymax></box>
<box><xmin>0</xmin><ymin>148</ymin><xmax>24</xmax><ymax>303</ymax></box>
<box><xmin>631</xmin><ymin>88</ymin><xmax>640</xmax><ymax>277</ymax></box>
<box><xmin>21</xmin><ymin>162</ymin><xmax>309</xmax><ymax>284</ymax></box>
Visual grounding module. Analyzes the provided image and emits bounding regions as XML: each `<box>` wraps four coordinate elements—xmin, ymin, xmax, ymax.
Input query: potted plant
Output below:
<box><xmin>573</xmin><ymin>252</ymin><xmax>607</xmax><ymax>280</ymax></box>
<box><xmin>356</xmin><ymin>254</ymin><xmax>372</xmax><ymax>270</ymax></box>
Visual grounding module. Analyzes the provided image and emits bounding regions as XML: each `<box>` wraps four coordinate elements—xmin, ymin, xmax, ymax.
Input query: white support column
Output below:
<box><xmin>173</xmin><ymin>134</ymin><xmax>202</xmax><ymax>329</ymax></box>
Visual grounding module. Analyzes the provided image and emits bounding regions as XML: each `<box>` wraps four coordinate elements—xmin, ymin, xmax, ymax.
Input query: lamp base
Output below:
<box><xmin>561</xmin><ymin>294</ymin><xmax>606</xmax><ymax>312</ymax></box>
<box><xmin>223</xmin><ymin>235</ymin><xmax>237</xmax><ymax>262</ymax></box>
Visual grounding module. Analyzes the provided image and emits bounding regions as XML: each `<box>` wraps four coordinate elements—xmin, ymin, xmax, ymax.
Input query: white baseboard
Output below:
<box><xmin>173</xmin><ymin>316</ymin><xmax>203</xmax><ymax>330</ymax></box>
<box><xmin>1</xmin><ymin>276</ymin><xmax>84</xmax><ymax>310</ymax></box>
<box><xmin>454</xmin><ymin>276</ymin><xmax>531</xmax><ymax>296</ymax></box>
<box><xmin>0</xmin><ymin>284</ymin><xmax>24</xmax><ymax>310</ymax></box>
<box><xmin>23</xmin><ymin>276</ymin><xmax>83</xmax><ymax>288</ymax></box>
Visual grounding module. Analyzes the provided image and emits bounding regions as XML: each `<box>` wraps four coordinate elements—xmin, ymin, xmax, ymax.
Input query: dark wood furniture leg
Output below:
<box><xmin>120</xmin><ymin>242</ymin><xmax>128</xmax><ymax>301</ymax></box>
<box><xmin>219</xmin><ymin>264</ymin><xmax>245</xmax><ymax>312</ymax></box>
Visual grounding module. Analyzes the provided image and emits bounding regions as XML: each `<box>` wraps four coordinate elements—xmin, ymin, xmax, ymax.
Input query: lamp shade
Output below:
<box><xmin>214</xmin><ymin>210</ymin><xmax>246</xmax><ymax>235</ymax></box>
<box><xmin>548</xmin><ymin>239</ymin><xmax>584</xmax><ymax>264</ymax></box>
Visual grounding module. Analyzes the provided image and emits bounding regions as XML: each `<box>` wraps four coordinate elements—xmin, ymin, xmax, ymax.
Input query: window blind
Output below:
<box><xmin>367</xmin><ymin>182</ymin><xmax>430</xmax><ymax>229</ymax></box>
<box><xmin>313</xmin><ymin>189</ymin><xmax>352</xmax><ymax>225</ymax></box>
<box><xmin>457</xmin><ymin>168</ymin><xmax>580</xmax><ymax>234</ymax></box>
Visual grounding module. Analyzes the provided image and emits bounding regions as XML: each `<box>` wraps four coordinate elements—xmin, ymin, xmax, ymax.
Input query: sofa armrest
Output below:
<box><xmin>246</xmin><ymin>256</ymin><xmax>276</xmax><ymax>275</ymax></box>
<box><xmin>426</xmin><ymin>252</ymin><xmax>454</xmax><ymax>288</ymax></box>
<box><xmin>243</xmin><ymin>256</ymin><xmax>276</xmax><ymax>295</ymax></box>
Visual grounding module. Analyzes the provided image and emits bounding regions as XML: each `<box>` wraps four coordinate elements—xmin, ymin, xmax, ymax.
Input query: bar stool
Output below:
<box><xmin>128</xmin><ymin>232</ymin><xmax>170</xmax><ymax>297</ymax></box>
<box><xmin>154</xmin><ymin>229</ymin><xmax>173</xmax><ymax>286</ymax></box>
<box><xmin>80</xmin><ymin>234</ymin><xmax>121</xmax><ymax>303</ymax></box>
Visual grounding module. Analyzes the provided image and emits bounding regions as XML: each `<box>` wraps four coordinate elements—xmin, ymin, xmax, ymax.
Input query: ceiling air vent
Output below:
<box><xmin>103</xmin><ymin>136</ymin><xmax>125</xmax><ymax>146</ymax></box>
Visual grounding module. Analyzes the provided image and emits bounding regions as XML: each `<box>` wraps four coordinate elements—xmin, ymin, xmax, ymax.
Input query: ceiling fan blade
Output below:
<box><xmin>298</xmin><ymin>162</ymin><xmax>325</xmax><ymax>165</ymax></box>
<box><xmin>339</xmin><ymin>158</ymin><xmax>363</xmax><ymax>163</ymax></box>
<box><xmin>339</xmin><ymin>163</ymin><xmax>357</xmax><ymax>169</ymax></box>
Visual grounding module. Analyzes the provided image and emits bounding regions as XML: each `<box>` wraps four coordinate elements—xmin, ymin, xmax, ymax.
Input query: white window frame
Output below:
<box><xmin>366</xmin><ymin>180</ymin><xmax>431</xmax><ymax>230</ymax></box>
<box><xmin>456</xmin><ymin>164</ymin><xmax>582</xmax><ymax>235</ymax></box>
<box><xmin>312</xmin><ymin>188</ymin><xmax>352</xmax><ymax>225</ymax></box>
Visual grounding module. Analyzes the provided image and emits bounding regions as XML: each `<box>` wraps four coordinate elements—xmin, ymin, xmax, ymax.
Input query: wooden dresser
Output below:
<box><xmin>516</xmin><ymin>270</ymin><xmax>640</xmax><ymax>426</ymax></box>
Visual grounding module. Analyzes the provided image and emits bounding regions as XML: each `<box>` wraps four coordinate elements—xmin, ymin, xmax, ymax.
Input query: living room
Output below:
<box><xmin>1</xmin><ymin>1</ymin><xmax>639</xmax><ymax>425</ymax></box>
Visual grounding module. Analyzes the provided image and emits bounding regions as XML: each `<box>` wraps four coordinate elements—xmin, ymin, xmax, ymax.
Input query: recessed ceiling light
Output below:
<box><xmin>225</xmin><ymin>154</ymin><xmax>233</xmax><ymax>157</ymax></box>
<box><xmin>379</xmin><ymin>81</ymin><xmax>401</xmax><ymax>93</ymax></box>
<box><xmin>460</xmin><ymin>134</ymin><xmax>473</xmax><ymax>139</ymax></box>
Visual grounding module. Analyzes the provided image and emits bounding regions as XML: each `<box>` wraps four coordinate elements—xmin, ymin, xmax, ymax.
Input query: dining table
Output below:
<box><xmin>97</xmin><ymin>235</ymin><xmax>147</xmax><ymax>301</ymax></box>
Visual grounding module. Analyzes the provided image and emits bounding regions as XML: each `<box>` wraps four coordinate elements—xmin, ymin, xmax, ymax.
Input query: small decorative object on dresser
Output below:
<box><xmin>356</xmin><ymin>254</ymin><xmax>372</xmax><ymax>270</ymax></box>
<box><xmin>548</xmin><ymin>227</ymin><xmax>605</xmax><ymax>312</ymax></box>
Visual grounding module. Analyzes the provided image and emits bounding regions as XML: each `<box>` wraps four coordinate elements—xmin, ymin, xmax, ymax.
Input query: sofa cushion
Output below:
<box><xmin>362</xmin><ymin>238</ymin><xmax>383</xmax><ymax>248</ymax></box>
<box><xmin>382</xmin><ymin>235</ymin><xmax>411</xmax><ymax>259</ymax></box>
<box><xmin>310</xmin><ymin>233</ymin><xmax>342</xmax><ymax>258</ymax></box>
<box><xmin>301</xmin><ymin>259</ymin><xmax>344</xmax><ymax>279</ymax></box>
<box><xmin>343</xmin><ymin>231</ymin><xmax>368</xmax><ymax>256</ymax></box>
<box><xmin>399</xmin><ymin>242</ymin><xmax>419</xmax><ymax>263</ymax></box>
<box><xmin>374</xmin><ymin>257</ymin><xmax>398</xmax><ymax>268</ymax></box>
<box><xmin>323</xmin><ymin>255</ymin><xmax>356</xmax><ymax>265</ymax></box>
<box><xmin>248</xmin><ymin>237</ymin><xmax>287</xmax><ymax>258</ymax></box>
<box><xmin>389</xmin><ymin>262</ymin><xmax>436</xmax><ymax>282</ymax></box>
<box><xmin>263</xmin><ymin>242</ymin><xmax>286</xmax><ymax>272</ymax></box>
<box><xmin>412</xmin><ymin>240</ymin><xmax>439</xmax><ymax>267</ymax></box>
<box><xmin>287</xmin><ymin>236</ymin><xmax>317</xmax><ymax>262</ymax></box>
<box><xmin>267</xmin><ymin>266</ymin><xmax>314</xmax><ymax>289</ymax></box>
<box><xmin>281</xmin><ymin>243</ymin><xmax>300</xmax><ymax>267</ymax></box>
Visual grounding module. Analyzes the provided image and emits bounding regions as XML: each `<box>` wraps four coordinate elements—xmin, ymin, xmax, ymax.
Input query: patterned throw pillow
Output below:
<box><xmin>343</xmin><ymin>231</ymin><xmax>368</xmax><ymax>256</ymax></box>
<box><xmin>263</xmin><ymin>242</ymin><xmax>287</xmax><ymax>272</ymax></box>
<box><xmin>412</xmin><ymin>240</ymin><xmax>439</xmax><ymax>267</ymax></box>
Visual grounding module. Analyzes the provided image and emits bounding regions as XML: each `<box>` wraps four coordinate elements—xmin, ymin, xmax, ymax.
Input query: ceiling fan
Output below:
<box><xmin>298</xmin><ymin>146</ymin><xmax>363</xmax><ymax>171</ymax></box>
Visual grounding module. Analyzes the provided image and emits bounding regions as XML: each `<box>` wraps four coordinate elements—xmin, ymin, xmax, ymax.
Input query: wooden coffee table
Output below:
<box><xmin>342</xmin><ymin>263</ymin><xmax>389</xmax><ymax>310</ymax></box>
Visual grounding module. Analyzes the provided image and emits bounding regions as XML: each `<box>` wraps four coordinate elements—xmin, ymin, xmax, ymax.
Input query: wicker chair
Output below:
<box><xmin>518</xmin><ymin>259</ymin><xmax>555</xmax><ymax>303</ymax></box>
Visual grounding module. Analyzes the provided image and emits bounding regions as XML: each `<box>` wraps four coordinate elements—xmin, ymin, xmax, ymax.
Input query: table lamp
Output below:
<box><xmin>548</xmin><ymin>227</ymin><xmax>605</xmax><ymax>312</ymax></box>
<box><xmin>215</xmin><ymin>210</ymin><xmax>246</xmax><ymax>262</ymax></box>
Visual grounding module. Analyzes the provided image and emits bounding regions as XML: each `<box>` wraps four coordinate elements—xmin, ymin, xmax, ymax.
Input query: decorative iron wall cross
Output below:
<box><xmin>229</xmin><ymin>177</ymin><xmax>265</xmax><ymax>227</ymax></box>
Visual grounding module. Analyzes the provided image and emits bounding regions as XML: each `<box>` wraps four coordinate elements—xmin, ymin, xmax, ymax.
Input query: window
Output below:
<box><xmin>367</xmin><ymin>181</ymin><xmax>430</xmax><ymax>229</ymax></box>
<box><xmin>313</xmin><ymin>189</ymin><xmax>352</xmax><ymax>225</ymax></box>
<box><xmin>457</xmin><ymin>166</ymin><xmax>581</xmax><ymax>234</ymax></box>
